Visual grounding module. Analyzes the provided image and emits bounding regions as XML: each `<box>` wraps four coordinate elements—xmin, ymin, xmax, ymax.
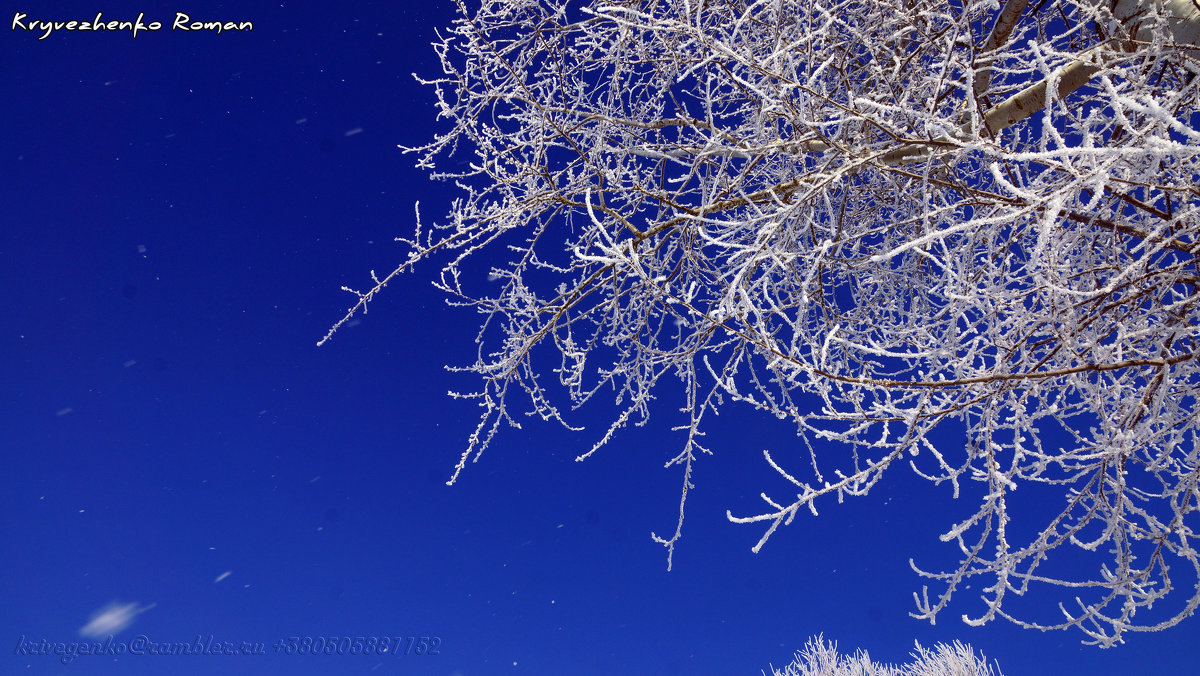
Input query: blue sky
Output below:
<box><xmin>2</xmin><ymin>2</ymin><xmax>1198</xmax><ymax>675</ymax></box>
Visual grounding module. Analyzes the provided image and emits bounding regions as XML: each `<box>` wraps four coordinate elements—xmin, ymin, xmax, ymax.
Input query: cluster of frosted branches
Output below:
<box><xmin>767</xmin><ymin>635</ymin><xmax>1001</xmax><ymax>676</ymax></box>
<box><xmin>322</xmin><ymin>0</ymin><xmax>1200</xmax><ymax>644</ymax></box>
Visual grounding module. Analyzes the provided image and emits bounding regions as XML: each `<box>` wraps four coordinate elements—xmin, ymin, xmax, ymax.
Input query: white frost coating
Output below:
<box><xmin>766</xmin><ymin>634</ymin><xmax>1003</xmax><ymax>676</ymax></box>
<box><xmin>819</xmin><ymin>324</ymin><xmax>840</xmax><ymax>369</ymax></box>
<box><xmin>324</xmin><ymin>0</ymin><xmax>1200</xmax><ymax>647</ymax></box>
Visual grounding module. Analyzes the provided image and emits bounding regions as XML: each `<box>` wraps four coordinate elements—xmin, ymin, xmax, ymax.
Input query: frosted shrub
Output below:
<box><xmin>767</xmin><ymin>636</ymin><xmax>1001</xmax><ymax>676</ymax></box>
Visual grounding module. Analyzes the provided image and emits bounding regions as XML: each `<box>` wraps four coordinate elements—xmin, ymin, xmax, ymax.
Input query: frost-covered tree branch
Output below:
<box><xmin>324</xmin><ymin>0</ymin><xmax>1200</xmax><ymax>646</ymax></box>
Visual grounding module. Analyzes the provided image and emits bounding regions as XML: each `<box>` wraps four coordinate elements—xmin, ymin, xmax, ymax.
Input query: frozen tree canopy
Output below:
<box><xmin>323</xmin><ymin>0</ymin><xmax>1200</xmax><ymax>645</ymax></box>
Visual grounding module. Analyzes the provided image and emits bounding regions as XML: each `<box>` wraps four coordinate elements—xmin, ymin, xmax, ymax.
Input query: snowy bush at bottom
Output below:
<box><xmin>767</xmin><ymin>636</ymin><xmax>1002</xmax><ymax>676</ymax></box>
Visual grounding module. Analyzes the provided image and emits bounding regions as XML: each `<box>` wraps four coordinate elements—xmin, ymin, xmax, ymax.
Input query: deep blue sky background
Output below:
<box><xmin>2</xmin><ymin>2</ymin><xmax>1198</xmax><ymax>674</ymax></box>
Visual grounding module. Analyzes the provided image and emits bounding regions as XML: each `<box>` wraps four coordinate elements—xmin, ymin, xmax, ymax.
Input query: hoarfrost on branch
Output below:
<box><xmin>322</xmin><ymin>0</ymin><xmax>1200</xmax><ymax>645</ymax></box>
